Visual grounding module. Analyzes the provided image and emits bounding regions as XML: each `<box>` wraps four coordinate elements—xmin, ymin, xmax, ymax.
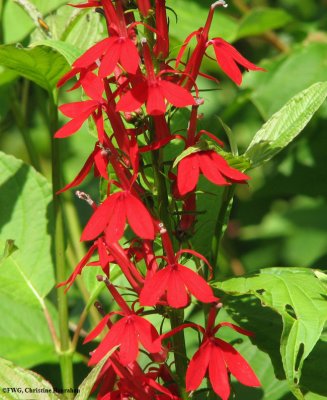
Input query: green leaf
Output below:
<box><xmin>215</xmin><ymin>267</ymin><xmax>327</xmax><ymax>398</ymax></box>
<box><xmin>0</xmin><ymin>296</ymin><xmax>58</xmax><ymax>368</ymax></box>
<box><xmin>243</xmin><ymin>43</ymin><xmax>327</xmax><ymax>118</ymax></box>
<box><xmin>0</xmin><ymin>151</ymin><xmax>55</xmax><ymax>305</ymax></box>
<box><xmin>245</xmin><ymin>81</ymin><xmax>327</xmax><ymax>168</ymax></box>
<box><xmin>31</xmin><ymin>40</ymin><xmax>83</xmax><ymax>65</ymax></box>
<box><xmin>75</xmin><ymin>347</ymin><xmax>118</xmax><ymax>400</ymax></box>
<box><xmin>0</xmin><ymin>357</ymin><xmax>60</xmax><ymax>399</ymax></box>
<box><xmin>236</xmin><ymin>7</ymin><xmax>293</xmax><ymax>39</ymax></box>
<box><xmin>0</xmin><ymin>45</ymin><xmax>69</xmax><ymax>92</ymax></box>
<box><xmin>0</xmin><ymin>152</ymin><xmax>57</xmax><ymax>367</ymax></box>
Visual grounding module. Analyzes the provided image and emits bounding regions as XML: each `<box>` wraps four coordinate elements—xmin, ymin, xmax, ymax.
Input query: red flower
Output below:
<box><xmin>177</xmin><ymin>150</ymin><xmax>249</xmax><ymax>196</ymax></box>
<box><xmin>81</xmin><ymin>190</ymin><xmax>155</xmax><ymax>242</ymax></box>
<box><xmin>207</xmin><ymin>38</ymin><xmax>265</xmax><ymax>85</ymax></box>
<box><xmin>72</xmin><ymin>1</ymin><xmax>139</xmax><ymax>77</ymax></box>
<box><xmin>186</xmin><ymin>321</ymin><xmax>260</xmax><ymax>399</ymax></box>
<box><xmin>153</xmin><ymin>0</ymin><xmax>169</xmax><ymax>59</ymax></box>
<box><xmin>57</xmin><ymin>141</ymin><xmax>110</xmax><ymax>194</ymax></box>
<box><xmin>86</xmin><ymin>313</ymin><xmax>162</xmax><ymax>366</ymax></box>
<box><xmin>55</xmin><ymin>72</ymin><xmax>106</xmax><ymax>138</ymax></box>
<box><xmin>139</xmin><ymin>233</ymin><xmax>217</xmax><ymax>308</ymax></box>
<box><xmin>136</xmin><ymin>0</ymin><xmax>151</xmax><ymax>16</ymax></box>
<box><xmin>116</xmin><ymin>42</ymin><xmax>195</xmax><ymax>115</ymax></box>
<box><xmin>73</xmin><ymin>36</ymin><xmax>140</xmax><ymax>77</ymax></box>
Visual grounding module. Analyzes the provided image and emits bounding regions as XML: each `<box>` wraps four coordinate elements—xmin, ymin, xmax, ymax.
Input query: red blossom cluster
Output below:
<box><xmin>56</xmin><ymin>0</ymin><xmax>263</xmax><ymax>398</ymax></box>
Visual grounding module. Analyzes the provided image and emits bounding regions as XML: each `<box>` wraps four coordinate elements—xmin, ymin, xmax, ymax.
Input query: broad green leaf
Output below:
<box><xmin>31</xmin><ymin>40</ymin><xmax>83</xmax><ymax>65</ymax></box>
<box><xmin>0</xmin><ymin>151</ymin><xmax>55</xmax><ymax>306</ymax></box>
<box><xmin>245</xmin><ymin>81</ymin><xmax>327</xmax><ymax>168</ymax></box>
<box><xmin>75</xmin><ymin>347</ymin><xmax>118</xmax><ymax>400</ymax></box>
<box><xmin>215</xmin><ymin>267</ymin><xmax>327</xmax><ymax>398</ymax></box>
<box><xmin>0</xmin><ymin>152</ymin><xmax>58</xmax><ymax>367</ymax></box>
<box><xmin>0</xmin><ymin>45</ymin><xmax>69</xmax><ymax>92</ymax></box>
<box><xmin>0</xmin><ymin>295</ymin><xmax>58</xmax><ymax>368</ymax></box>
<box><xmin>236</xmin><ymin>8</ymin><xmax>293</xmax><ymax>39</ymax></box>
<box><xmin>0</xmin><ymin>357</ymin><xmax>60</xmax><ymax>399</ymax></box>
<box><xmin>243</xmin><ymin>43</ymin><xmax>327</xmax><ymax>118</ymax></box>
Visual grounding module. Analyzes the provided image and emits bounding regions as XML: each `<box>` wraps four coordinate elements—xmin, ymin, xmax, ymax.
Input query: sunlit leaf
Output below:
<box><xmin>215</xmin><ymin>267</ymin><xmax>327</xmax><ymax>398</ymax></box>
<box><xmin>245</xmin><ymin>81</ymin><xmax>327</xmax><ymax>168</ymax></box>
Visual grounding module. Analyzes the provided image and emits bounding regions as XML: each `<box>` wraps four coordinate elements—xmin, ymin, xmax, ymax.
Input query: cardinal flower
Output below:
<box><xmin>140</xmin><ymin>229</ymin><xmax>217</xmax><ymax>308</ymax></box>
<box><xmin>186</xmin><ymin>318</ymin><xmax>260</xmax><ymax>400</ymax></box>
<box><xmin>85</xmin><ymin>281</ymin><xmax>162</xmax><ymax>366</ymax></box>
<box><xmin>81</xmin><ymin>190</ymin><xmax>155</xmax><ymax>242</ymax></box>
<box><xmin>116</xmin><ymin>42</ymin><xmax>195</xmax><ymax>115</ymax></box>
<box><xmin>55</xmin><ymin>72</ymin><xmax>106</xmax><ymax>139</ymax></box>
<box><xmin>136</xmin><ymin>0</ymin><xmax>151</xmax><ymax>16</ymax></box>
<box><xmin>207</xmin><ymin>37</ymin><xmax>265</xmax><ymax>85</ymax></box>
<box><xmin>57</xmin><ymin>141</ymin><xmax>110</xmax><ymax>194</ymax></box>
<box><xmin>72</xmin><ymin>1</ymin><xmax>139</xmax><ymax>77</ymax></box>
<box><xmin>177</xmin><ymin>150</ymin><xmax>250</xmax><ymax>196</ymax></box>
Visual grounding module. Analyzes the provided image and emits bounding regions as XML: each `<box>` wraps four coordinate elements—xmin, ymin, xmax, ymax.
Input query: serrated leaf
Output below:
<box><xmin>236</xmin><ymin>7</ymin><xmax>293</xmax><ymax>40</ymax></box>
<box><xmin>214</xmin><ymin>267</ymin><xmax>327</xmax><ymax>398</ymax></box>
<box><xmin>75</xmin><ymin>347</ymin><xmax>118</xmax><ymax>400</ymax></box>
<box><xmin>0</xmin><ymin>45</ymin><xmax>69</xmax><ymax>92</ymax></box>
<box><xmin>245</xmin><ymin>81</ymin><xmax>327</xmax><ymax>168</ymax></box>
<box><xmin>0</xmin><ymin>357</ymin><xmax>60</xmax><ymax>399</ymax></box>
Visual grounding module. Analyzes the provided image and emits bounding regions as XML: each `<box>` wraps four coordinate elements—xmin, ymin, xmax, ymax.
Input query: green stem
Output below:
<box><xmin>49</xmin><ymin>90</ymin><xmax>74</xmax><ymax>398</ymax></box>
<box><xmin>169</xmin><ymin>309</ymin><xmax>188</xmax><ymax>399</ymax></box>
<box><xmin>151</xmin><ymin>145</ymin><xmax>187</xmax><ymax>398</ymax></box>
<box><xmin>211</xmin><ymin>185</ymin><xmax>235</xmax><ymax>273</ymax></box>
<box><xmin>151</xmin><ymin>149</ymin><xmax>173</xmax><ymax>235</ymax></box>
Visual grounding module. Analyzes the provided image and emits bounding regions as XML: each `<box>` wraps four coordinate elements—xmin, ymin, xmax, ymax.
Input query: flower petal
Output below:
<box><xmin>133</xmin><ymin>315</ymin><xmax>161</xmax><ymax>353</ymax></box>
<box><xmin>146</xmin><ymin>84</ymin><xmax>166</xmax><ymax>115</ymax></box>
<box><xmin>118</xmin><ymin>321</ymin><xmax>139</xmax><ymax>365</ymax></box>
<box><xmin>210</xmin><ymin>152</ymin><xmax>250</xmax><ymax>182</ymax></box>
<box><xmin>209</xmin><ymin>345</ymin><xmax>230</xmax><ymax>400</ymax></box>
<box><xmin>178</xmin><ymin>264</ymin><xmax>217</xmax><ymax>304</ymax></box>
<box><xmin>167</xmin><ymin>268</ymin><xmax>189</xmax><ymax>308</ymax></box>
<box><xmin>217</xmin><ymin>338</ymin><xmax>260</xmax><ymax>387</ymax></box>
<box><xmin>177</xmin><ymin>154</ymin><xmax>200</xmax><ymax>196</ymax></box>
<box><xmin>119</xmin><ymin>39</ymin><xmax>140</xmax><ymax>74</ymax></box>
<box><xmin>116</xmin><ymin>83</ymin><xmax>148</xmax><ymax>112</ymax></box>
<box><xmin>105</xmin><ymin>193</ymin><xmax>126</xmax><ymax>243</ymax></box>
<box><xmin>186</xmin><ymin>341</ymin><xmax>211</xmax><ymax>391</ymax></box>
<box><xmin>73</xmin><ymin>38</ymin><xmax>111</xmax><ymax>68</ymax></box>
<box><xmin>98</xmin><ymin>40</ymin><xmax>122</xmax><ymax>78</ymax></box>
<box><xmin>199</xmin><ymin>152</ymin><xmax>230</xmax><ymax>186</ymax></box>
<box><xmin>81</xmin><ymin>193</ymin><xmax>120</xmax><ymax>241</ymax></box>
<box><xmin>125</xmin><ymin>193</ymin><xmax>155</xmax><ymax>239</ymax></box>
<box><xmin>88</xmin><ymin>317</ymin><xmax>127</xmax><ymax>366</ymax></box>
<box><xmin>160</xmin><ymin>80</ymin><xmax>195</xmax><ymax>107</ymax></box>
<box><xmin>139</xmin><ymin>268</ymin><xmax>170</xmax><ymax>306</ymax></box>
<box><xmin>55</xmin><ymin>112</ymin><xmax>91</xmax><ymax>138</ymax></box>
